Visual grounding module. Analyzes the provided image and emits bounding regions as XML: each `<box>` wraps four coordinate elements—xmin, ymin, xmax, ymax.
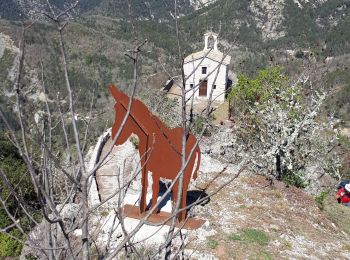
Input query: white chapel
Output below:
<box><xmin>184</xmin><ymin>32</ymin><xmax>231</xmax><ymax>103</ymax></box>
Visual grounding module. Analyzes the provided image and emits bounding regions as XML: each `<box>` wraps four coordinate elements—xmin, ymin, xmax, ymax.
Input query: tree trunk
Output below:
<box><xmin>276</xmin><ymin>151</ymin><xmax>282</xmax><ymax>181</ymax></box>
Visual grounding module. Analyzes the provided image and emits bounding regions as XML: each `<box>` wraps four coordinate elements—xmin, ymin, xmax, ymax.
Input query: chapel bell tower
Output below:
<box><xmin>204</xmin><ymin>32</ymin><xmax>218</xmax><ymax>51</ymax></box>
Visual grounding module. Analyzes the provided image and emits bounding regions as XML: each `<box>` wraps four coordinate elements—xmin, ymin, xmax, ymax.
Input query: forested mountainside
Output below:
<box><xmin>1</xmin><ymin>0</ymin><xmax>349</xmax><ymax>122</ymax></box>
<box><xmin>1</xmin><ymin>0</ymin><xmax>349</xmax><ymax>74</ymax></box>
<box><xmin>0</xmin><ymin>0</ymin><xmax>348</xmax><ymax>139</ymax></box>
<box><xmin>1</xmin><ymin>1</ymin><xmax>350</xmax><ymax>259</ymax></box>
<box><xmin>2</xmin><ymin>0</ymin><xmax>349</xmax><ymax>54</ymax></box>
<box><xmin>0</xmin><ymin>0</ymin><xmax>196</xmax><ymax>21</ymax></box>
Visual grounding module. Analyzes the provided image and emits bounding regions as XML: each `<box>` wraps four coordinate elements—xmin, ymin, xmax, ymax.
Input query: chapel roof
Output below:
<box><xmin>184</xmin><ymin>49</ymin><xmax>231</xmax><ymax>66</ymax></box>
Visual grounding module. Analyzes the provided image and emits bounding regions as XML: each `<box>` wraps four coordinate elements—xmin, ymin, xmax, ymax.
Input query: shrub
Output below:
<box><xmin>208</xmin><ymin>239</ymin><xmax>218</xmax><ymax>249</ymax></box>
<box><xmin>129</xmin><ymin>136</ymin><xmax>139</xmax><ymax>149</ymax></box>
<box><xmin>0</xmin><ymin>232</ymin><xmax>23</xmax><ymax>257</ymax></box>
<box><xmin>25</xmin><ymin>254</ymin><xmax>38</xmax><ymax>260</ymax></box>
<box><xmin>281</xmin><ymin>170</ymin><xmax>307</xmax><ymax>189</ymax></box>
<box><xmin>192</xmin><ymin>116</ymin><xmax>205</xmax><ymax>136</ymax></box>
<box><xmin>192</xmin><ymin>115</ymin><xmax>214</xmax><ymax>136</ymax></box>
<box><xmin>315</xmin><ymin>190</ymin><xmax>330</xmax><ymax>210</ymax></box>
<box><xmin>0</xmin><ymin>133</ymin><xmax>40</xmax><ymax>257</ymax></box>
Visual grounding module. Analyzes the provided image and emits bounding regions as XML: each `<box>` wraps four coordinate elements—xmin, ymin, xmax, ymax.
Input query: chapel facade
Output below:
<box><xmin>184</xmin><ymin>32</ymin><xmax>231</xmax><ymax>103</ymax></box>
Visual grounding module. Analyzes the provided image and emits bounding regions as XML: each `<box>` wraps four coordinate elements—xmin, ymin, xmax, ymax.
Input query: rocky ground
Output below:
<box><xmin>86</xmin><ymin>132</ymin><xmax>350</xmax><ymax>259</ymax></box>
<box><xmin>189</xmin><ymin>171</ymin><xmax>350</xmax><ymax>259</ymax></box>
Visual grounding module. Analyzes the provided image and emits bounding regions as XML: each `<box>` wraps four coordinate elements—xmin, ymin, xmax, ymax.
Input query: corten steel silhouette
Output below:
<box><xmin>109</xmin><ymin>85</ymin><xmax>201</xmax><ymax>221</ymax></box>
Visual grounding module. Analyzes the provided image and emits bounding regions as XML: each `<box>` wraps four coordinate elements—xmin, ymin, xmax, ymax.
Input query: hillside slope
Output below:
<box><xmin>190</xmin><ymin>169</ymin><xmax>350</xmax><ymax>259</ymax></box>
<box><xmin>0</xmin><ymin>0</ymin><xmax>195</xmax><ymax>21</ymax></box>
<box><xmin>1</xmin><ymin>0</ymin><xmax>349</xmax><ymax>72</ymax></box>
<box><xmin>177</xmin><ymin>0</ymin><xmax>349</xmax><ymax>55</ymax></box>
<box><xmin>83</xmin><ymin>136</ymin><xmax>350</xmax><ymax>259</ymax></box>
<box><xmin>1</xmin><ymin>0</ymin><xmax>349</xmax><ymax>56</ymax></box>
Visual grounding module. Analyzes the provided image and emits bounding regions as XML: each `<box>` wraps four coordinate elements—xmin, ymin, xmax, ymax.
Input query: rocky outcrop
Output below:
<box><xmin>249</xmin><ymin>0</ymin><xmax>286</xmax><ymax>41</ymax></box>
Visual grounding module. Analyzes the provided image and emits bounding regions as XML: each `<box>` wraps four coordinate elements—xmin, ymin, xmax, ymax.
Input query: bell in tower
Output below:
<box><xmin>208</xmin><ymin>35</ymin><xmax>215</xmax><ymax>49</ymax></box>
<box><xmin>204</xmin><ymin>32</ymin><xmax>218</xmax><ymax>51</ymax></box>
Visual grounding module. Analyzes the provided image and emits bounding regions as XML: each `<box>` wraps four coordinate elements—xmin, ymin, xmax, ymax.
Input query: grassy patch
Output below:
<box><xmin>228</xmin><ymin>228</ymin><xmax>269</xmax><ymax>246</ymax></box>
<box><xmin>228</xmin><ymin>234</ymin><xmax>242</xmax><ymax>241</ymax></box>
<box><xmin>242</xmin><ymin>229</ymin><xmax>269</xmax><ymax>246</ymax></box>
<box><xmin>323</xmin><ymin>193</ymin><xmax>350</xmax><ymax>235</ymax></box>
<box><xmin>342</xmin><ymin>244</ymin><xmax>350</xmax><ymax>251</ymax></box>
<box><xmin>249</xmin><ymin>251</ymin><xmax>273</xmax><ymax>260</ymax></box>
<box><xmin>208</xmin><ymin>239</ymin><xmax>218</xmax><ymax>249</ymax></box>
<box><xmin>281</xmin><ymin>170</ymin><xmax>307</xmax><ymax>188</ymax></box>
<box><xmin>0</xmin><ymin>232</ymin><xmax>22</xmax><ymax>257</ymax></box>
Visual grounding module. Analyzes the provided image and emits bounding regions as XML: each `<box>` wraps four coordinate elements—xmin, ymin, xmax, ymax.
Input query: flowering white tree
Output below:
<box><xmin>219</xmin><ymin>67</ymin><xmax>341</xmax><ymax>189</ymax></box>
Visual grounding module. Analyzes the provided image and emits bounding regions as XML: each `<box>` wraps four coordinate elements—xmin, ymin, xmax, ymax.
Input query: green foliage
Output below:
<box><xmin>315</xmin><ymin>190</ymin><xmax>331</xmax><ymax>210</ymax></box>
<box><xmin>228</xmin><ymin>229</ymin><xmax>269</xmax><ymax>246</ymax></box>
<box><xmin>0</xmin><ymin>132</ymin><xmax>39</xmax><ymax>257</ymax></box>
<box><xmin>337</xmin><ymin>134</ymin><xmax>350</xmax><ymax>179</ymax></box>
<box><xmin>227</xmin><ymin>67</ymin><xmax>296</xmax><ymax>136</ymax></box>
<box><xmin>0</xmin><ymin>96</ymin><xmax>20</xmax><ymax>131</ymax></box>
<box><xmin>319</xmin><ymin>191</ymin><xmax>350</xmax><ymax>236</ymax></box>
<box><xmin>208</xmin><ymin>239</ymin><xmax>218</xmax><ymax>249</ymax></box>
<box><xmin>0</xmin><ymin>231</ymin><xmax>23</xmax><ymax>257</ymax></box>
<box><xmin>281</xmin><ymin>170</ymin><xmax>307</xmax><ymax>189</ymax></box>
<box><xmin>241</xmin><ymin>229</ymin><xmax>269</xmax><ymax>246</ymax></box>
<box><xmin>191</xmin><ymin>114</ymin><xmax>215</xmax><ymax>136</ymax></box>
<box><xmin>324</xmin><ymin>69</ymin><xmax>350</xmax><ymax>123</ymax></box>
<box><xmin>227</xmin><ymin>67</ymin><xmax>330</xmax><ymax>186</ymax></box>
<box><xmin>249</xmin><ymin>251</ymin><xmax>273</xmax><ymax>260</ymax></box>
<box><xmin>0</xmin><ymin>1</ymin><xmax>23</xmax><ymax>20</ymax></box>
<box><xmin>81</xmin><ymin>0</ymin><xmax>193</xmax><ymax>20</ymax></box>
<box><xmin>192</xmin><ymin>116</ymin><xmax>205</xmax><ymax>136</ymax></box>
<box><xmin>25</xmin><ymin>254</ymin><xmax>38</xmax><ymax>260</ymax></box>
<box><xmin>228</xmin><ymin>67</ymin><xmax>289</xmax><ymax>107</ymax></box>
<box><xmin>0</xmin><ymin>134</ymin><xmax>35</xmax><ymax>202</ymax></box>
<box><xmin>282</xmin><ymin>0</ymin><xmax>319</xmax><ymax>47</ymax></box>
<box><xmin>323</xmin><ymin>3</ymin><xmax>350</xmax><ymax>56</ymax></box>
<box><xmin>129</xmin><ymin>136</ymin><xmax>139</xmax><ymax>149</ymax></box>
<box><xmin>228</xmin><ymin>233</ymin><xmax>241</xmax><ymax>241</ymax></box>
<box><xmin>227</xmin><ymin>67</ymin><xmax>300</xmax><ymax>137</ymax></box>
<box><xmin>0</xmin><ymin>49</ymin><xmax>16</xmax><ymax>88</ymax></box>
<box><xmin>116</xmin><ymin>57</ymin><xmax>134</xmax><ymax>81</ymax></box>
<box><xmin>179</xmin><ymin>0</ymin><xmax>262</xmax><ymax>51</ymax></box>
<box><xmin>85</xmin><ymin>53</ymin><xmax>114</xmax><ymax>68</ymax></box>
<box><xmin>5</xmin><ymin>0</ymin><xmax>348</xmax><ymax>59</ymax></box>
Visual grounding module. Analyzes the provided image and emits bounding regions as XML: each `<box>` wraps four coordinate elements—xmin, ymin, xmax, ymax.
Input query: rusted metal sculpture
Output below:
<box><xmin>109</xmin><ymin>85</ymin><xmax>201</xmax><ymax>222</ymax></box>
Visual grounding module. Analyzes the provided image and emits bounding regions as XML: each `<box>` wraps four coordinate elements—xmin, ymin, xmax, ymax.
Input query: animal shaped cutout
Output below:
<box><xmin>109</xmin><ymin>85</ymin><xmax>201</xmax><ymax>221</ymax></box>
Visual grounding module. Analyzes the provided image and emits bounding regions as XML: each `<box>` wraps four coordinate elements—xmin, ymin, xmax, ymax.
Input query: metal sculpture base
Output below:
<box><xmin>122</xmin><ymin>204</ymin><xmax>205</xmax><ymax>230</ymax></box>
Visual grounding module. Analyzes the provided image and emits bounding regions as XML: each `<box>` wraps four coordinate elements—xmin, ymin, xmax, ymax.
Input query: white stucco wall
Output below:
<box><xmin>184</xmin><ymin>57</ymin><xmax>228</xmax><ymax>102</ymax></box>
